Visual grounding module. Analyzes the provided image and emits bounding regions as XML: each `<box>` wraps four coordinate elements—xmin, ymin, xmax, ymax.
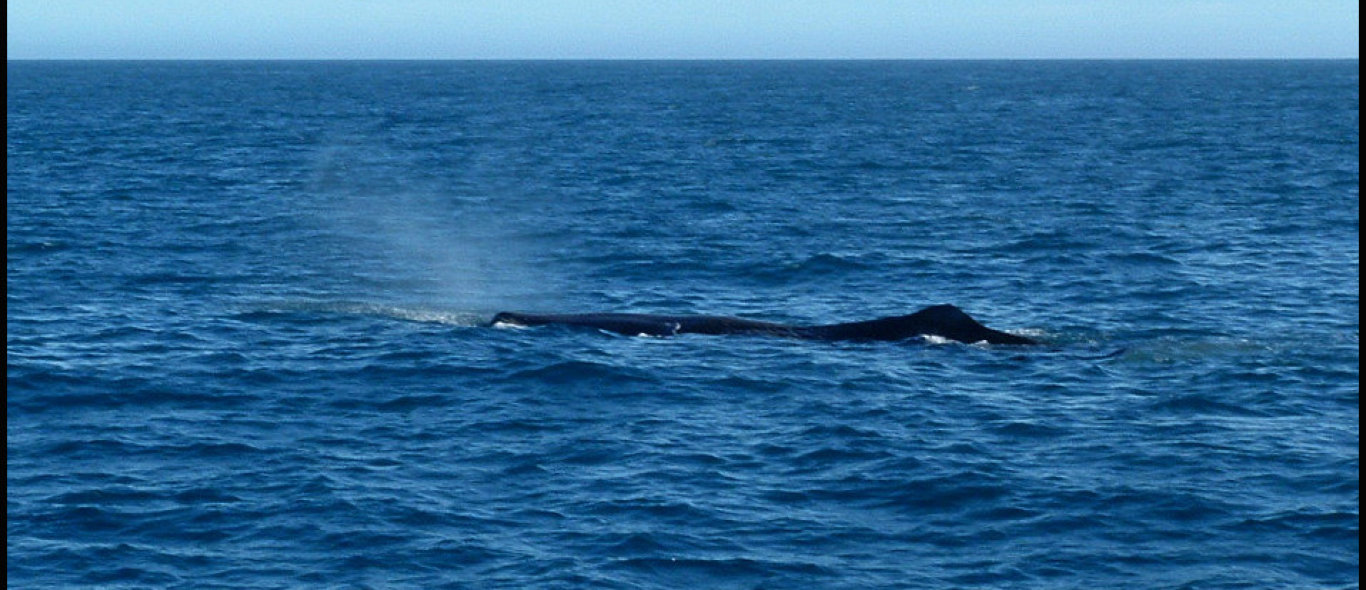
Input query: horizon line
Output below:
<box><xmin>7</xmin><ymin>56</ymin><xmax>1359</xmax><ymax>62</ymax></box>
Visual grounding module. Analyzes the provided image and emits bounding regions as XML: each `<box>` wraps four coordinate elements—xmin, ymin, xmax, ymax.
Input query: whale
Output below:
<box><xmin>490</xmin><ymin>304</ymin><xmax>1037</xmax><ymax>346</ymax></box>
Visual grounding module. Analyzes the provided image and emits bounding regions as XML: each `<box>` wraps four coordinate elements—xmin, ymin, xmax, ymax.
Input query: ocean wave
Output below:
<box><xmin>7</xmin><ymin>60</ymin><xmax>1357</xmax><ymax>590</ymax></box>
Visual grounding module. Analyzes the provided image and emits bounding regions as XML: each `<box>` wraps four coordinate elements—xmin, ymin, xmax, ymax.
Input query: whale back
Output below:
<box><xmin>490</xmin><ymin>305</ymin><xmax>1036</xmax><ymax>345</ymax></box>
<box><xmin>492</xmin><ymin>312</ymin><xmax>797</xmax><ymax>338</ymax></box>
<box><xmin>806</xmin><ymin>304</ymin><xmax>1036</xmax><ymax>345</ymax></box>
<box><xmin>492</xmin><ymin>312</ymin><xmax>681</xmax><ymax>336</ymax></box>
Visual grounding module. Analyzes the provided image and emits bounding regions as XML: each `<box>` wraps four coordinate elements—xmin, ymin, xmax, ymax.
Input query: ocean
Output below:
<box><xmin>6</xmin><ymin>60</ymin><xmax>1359</xmax><ymax>589</ymax></box>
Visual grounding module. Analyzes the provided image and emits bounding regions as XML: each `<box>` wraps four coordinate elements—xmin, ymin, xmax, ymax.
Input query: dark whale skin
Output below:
<box><xmin>491</xmin><ymin>304</ymin><xmax>1036</xmax><ymax>346</ymax></box>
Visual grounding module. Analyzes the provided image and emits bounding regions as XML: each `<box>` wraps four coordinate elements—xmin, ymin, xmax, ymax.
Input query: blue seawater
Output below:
<box><xmin>7</xmin><ymin>60</ymin><xmax>1359</xmax><ymax>589</ymax></box>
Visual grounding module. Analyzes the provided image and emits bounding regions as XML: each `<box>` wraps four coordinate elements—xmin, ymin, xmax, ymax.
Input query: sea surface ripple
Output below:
<box><xmin>7</xmin><ymin>60</ymin><xmax>1360</xmax><ymax>589</ymax></box>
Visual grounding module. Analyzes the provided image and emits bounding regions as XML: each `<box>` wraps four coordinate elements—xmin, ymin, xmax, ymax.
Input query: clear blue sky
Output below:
<box><xmin>6</xmin><ymin>0</ymin><xmax>1359</xmax><ymax>60</ymax></box>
